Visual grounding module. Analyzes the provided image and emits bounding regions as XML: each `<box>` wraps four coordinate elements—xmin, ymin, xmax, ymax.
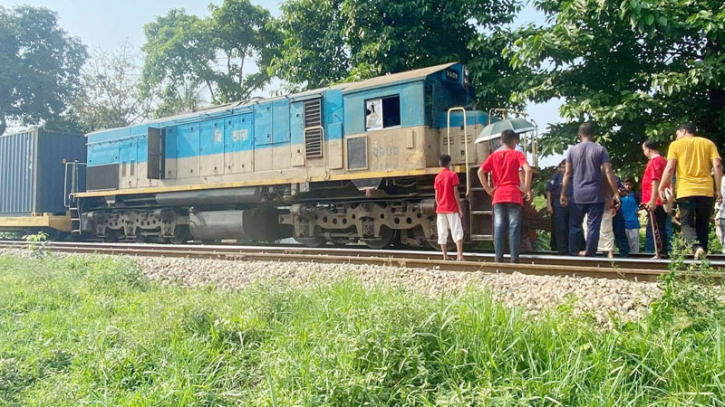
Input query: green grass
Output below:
<box><xmin>0</xmin><ymin>254</ymin><xmax>724</xmax><ymax>406</ymax></box>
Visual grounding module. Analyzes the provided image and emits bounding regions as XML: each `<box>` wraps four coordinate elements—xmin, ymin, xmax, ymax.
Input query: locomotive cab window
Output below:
<box><xmin>365</xmin><ymin>95</ymin><xmax>400</xmax><ymax>131</ymax></box>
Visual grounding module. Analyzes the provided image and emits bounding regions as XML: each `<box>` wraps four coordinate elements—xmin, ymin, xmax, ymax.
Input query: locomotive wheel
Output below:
<box><xmin>294</xmin><ymin>236</ymin><xmax>327</xmax><ymax>248</ymax></box>
<box><xmin>168</xmin><ymin>225</ymin><xmax>190</xmax><ymax>245</ymax></box>
<box><xmin>362</xmin><ymin>226</ymin><xmax>396</xmax><ymax>250</ymax></box>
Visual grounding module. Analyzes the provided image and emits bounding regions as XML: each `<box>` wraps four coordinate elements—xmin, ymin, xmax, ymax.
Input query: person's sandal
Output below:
<box><xmin>695</xmin><ymin>247</ymin><xmax>706</xmax><ymax>260</ymax></box>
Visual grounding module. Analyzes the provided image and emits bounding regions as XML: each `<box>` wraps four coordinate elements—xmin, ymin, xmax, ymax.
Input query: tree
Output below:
<box><xmin>272</xmin><ymin>0</ymin><xmax>526</xmax><ymax>109</ymax></box>
<box><xmin>270</xmin><ymin>0</ymin><xmax>349</xmax><ymax>92</ymax></box>
<box><xmin>511</xmin><ymin>0</ymin><xmax>725</xmax><ymax>174</ymax></box>
<box><xmin>153</xmin><ymin>80</ymin><xmax>206</xmax><ymax>118</ymax></box>
<box><xmin>0</xmin><ymin>6</ymin><xmax>87</xmax><ymax>135</ymax></box>
<box><xmin>70</xmin><ymin>40</ymin><xmax>153</xmax><ymax>132</ymax></box>
<box><xmin>141</xmin><ymin>0</ymin><xmax>280</xmax><ymax>105</ymax></box>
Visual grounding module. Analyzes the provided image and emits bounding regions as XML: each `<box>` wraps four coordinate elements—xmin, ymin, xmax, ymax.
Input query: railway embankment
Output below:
<box><xmin>0</xmin><ymin>250</ymin><xmax>724</xmax><ymax>405</ymax></box>
<box><xmin>2</xmin><ymin>245</ymin><xmax>723</xmax><ymax>326</ymax></box>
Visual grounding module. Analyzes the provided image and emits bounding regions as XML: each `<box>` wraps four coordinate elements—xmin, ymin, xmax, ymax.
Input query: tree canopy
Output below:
<box><xmin>0</xmin><ymin>6</ymin><xmax>87</xmax><ymax>135</ymax></box>
<box><xmin>140</xmin><ymin>0</ymin><xmax>280</xmax><ymax>106</ymax></box>
<box><xmin>69</xmin><ymin>40</ymin><xmax>153</xmax><ymax>133</ymax></box>
<box><xmin>5</xmin><ymin>0</ymin><xmax>725</xmax><ymax>178</ymax></box>
<box><xmin>271</xmin><ymin>0</ymin><xmax>527</xmax><ymax>109</ymax></box>
<box><xmin>511</xmin><ymin>0</ymin><xmax>725</xmax><ymax>173</ymax></box>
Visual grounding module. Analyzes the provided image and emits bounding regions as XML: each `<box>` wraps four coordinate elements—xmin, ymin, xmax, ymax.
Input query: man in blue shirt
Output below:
<box><xmin>546</xmin><ymin>160</ymin><xmax>572</xmax><ymax>254</ymax></box>
<box><xmin>620</xmin><ymin>178</ymin><xmax>641</xmax><ymax>254</ymax></box>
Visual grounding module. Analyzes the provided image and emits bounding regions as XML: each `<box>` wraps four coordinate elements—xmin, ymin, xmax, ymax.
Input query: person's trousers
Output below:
<box><xmin>569</xmin><ymin>202</ymin><xmax>605</xmax><ymax>257</ymax></box>
<box><xmin>552</xmin><ymin>204</ymin><xmax>569</xmax><ymax>254</ymax></box>
<box><xmin>646</xmin><ymin>214</ymin><xmax>672</xmax><ymax>254</ymax></box>
<box><xmin>717</xmin><ymin>222</ymin><xmax>725</xmax><ymax>254</ymax></box>
<box><xmin>645</xmin><ymin>206</ymin><xmax>669</xmax><ymax>257</ymax></box>
<box><xmin>677</xmin><ymin>196</ymin><xmax>714</xmax><ymax>251</ymax></box>
<box><xmin>625</xmin><ymin>229</ymin><xmax>640</xmax><ymax>254</ymax></box>
<box><xmin>493</xmin><ymin>203</ymin><xmax>522</xmax><ymax>263</ymax></box>
<box><xmin>612</xmin><ymin>210</ymin><xmax>630</xmax><ymax>256</ymax></box>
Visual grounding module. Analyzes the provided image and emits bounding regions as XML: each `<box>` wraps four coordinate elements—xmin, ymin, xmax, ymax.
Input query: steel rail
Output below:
<box><xmin>1</xmin><ymin>241</ymin><xmax>722</xmax><ymax>282</ymax></box>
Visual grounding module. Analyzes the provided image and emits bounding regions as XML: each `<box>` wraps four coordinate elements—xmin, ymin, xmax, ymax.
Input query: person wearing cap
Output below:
<box><xmin>658</xmin><ymin>123</ymin><xmax>723</xmax><ymax>259</ymax></box>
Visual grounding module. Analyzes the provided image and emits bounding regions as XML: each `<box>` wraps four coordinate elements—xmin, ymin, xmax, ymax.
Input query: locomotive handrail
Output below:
<box><xmin>447</xmin><ymin>107</ymin><xmax>470</xmax><ymax>196</ymax></box>
<box><xmin>64</xmin><ymin>161</ymin><xmax>87</xmax><ymax>208</ymax></box>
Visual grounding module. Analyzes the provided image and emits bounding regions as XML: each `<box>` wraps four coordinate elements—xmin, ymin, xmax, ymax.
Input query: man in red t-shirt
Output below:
<box><xmin>477</xmin><ymin>130</ymin><xmax>533</xmax><ymax>263</ymax></box>
<box><xmin>434</xmin><ymin>154</ymin><xmax>464</xmax><ymax>261</ymax></box>
<box><xmin>641</xmin><ymin>138</ymin><xmax>669</xmax><ymax>258</ymax></box>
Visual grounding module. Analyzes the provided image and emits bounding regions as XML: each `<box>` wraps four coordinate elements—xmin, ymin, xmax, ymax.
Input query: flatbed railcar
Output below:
<box><xmin>63</xmin><ymin>62</ymin><xmax>543</xmax><ymax>248</ymax></box>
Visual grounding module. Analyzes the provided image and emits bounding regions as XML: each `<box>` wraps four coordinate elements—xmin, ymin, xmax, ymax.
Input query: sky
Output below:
<box><xmin>1</xmin><ymin>0</ymin><xmax>565</xmax><ymax>165</ymax></box>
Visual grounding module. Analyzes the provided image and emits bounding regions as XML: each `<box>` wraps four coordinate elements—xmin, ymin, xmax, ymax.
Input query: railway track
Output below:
<box><xmin>0</xmin><ymin>240</ymin><xmax>722</xmax><ymax>282</ymax></box>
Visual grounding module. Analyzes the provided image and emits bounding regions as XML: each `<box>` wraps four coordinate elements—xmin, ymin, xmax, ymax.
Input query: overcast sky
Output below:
<box><xmin>1</xmin><ymin>0</ymin><xmax>565</xmax><ymax>164</ymax></box>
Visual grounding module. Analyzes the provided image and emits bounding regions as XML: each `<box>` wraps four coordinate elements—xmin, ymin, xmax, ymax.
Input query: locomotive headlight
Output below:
<box><xmin>463</xmin><ymin>66</ymin><xmax>471</xmax><ymax>88</ymax></box>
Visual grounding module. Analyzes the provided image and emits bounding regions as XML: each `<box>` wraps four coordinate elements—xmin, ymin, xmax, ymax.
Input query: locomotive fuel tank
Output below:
<box><xmin>189</xmin><ymin>208</ymin><xmax>289</xmax><ymax>242</ymax></box>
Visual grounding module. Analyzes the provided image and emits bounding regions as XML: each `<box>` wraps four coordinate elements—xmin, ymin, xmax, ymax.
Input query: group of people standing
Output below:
<box><xmin>434</xmin><ymin>122</ymin><xmax>723</xmax><ymax>262</ymax></box>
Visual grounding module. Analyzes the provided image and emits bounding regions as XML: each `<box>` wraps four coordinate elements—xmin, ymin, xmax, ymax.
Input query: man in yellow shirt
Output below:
<box><xmin>659</xmin><ymin>123</ymin><xmax>723</xmax><ymax>259</ymax></box>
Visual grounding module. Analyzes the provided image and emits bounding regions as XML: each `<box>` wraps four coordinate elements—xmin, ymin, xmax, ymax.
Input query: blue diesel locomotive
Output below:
<box><xmin>3</xmin><ymin>62</ymin><xmax>542</xmax><ymax>248</ymax></box>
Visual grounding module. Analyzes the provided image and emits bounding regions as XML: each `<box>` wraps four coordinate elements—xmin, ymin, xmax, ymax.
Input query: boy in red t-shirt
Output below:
<box><xmin>641</xmin><ymin>138</ymin><xmax>669</xmax><ymax>258</ymax></box>
<box><xmin>434</xmin><ymin>154</ymin><xmax>464</xmax><ymax>261</ymax></box>
<box><xmin>477</xmin><ymin>130</ymin><xmax>533</xmax><ymax>263</ymax></box>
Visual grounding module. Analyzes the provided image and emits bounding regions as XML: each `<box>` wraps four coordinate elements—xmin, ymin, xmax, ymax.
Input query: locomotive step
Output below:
<box><xmin>470</xmin><ymin>234</ymin><xmax>494</xmax><ymax>240</ymax></box>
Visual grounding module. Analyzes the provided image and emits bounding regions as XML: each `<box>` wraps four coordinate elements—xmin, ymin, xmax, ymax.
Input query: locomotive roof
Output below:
<box><xmin>86</xmin><ymin>62</ymin><xmax>459</xmax><ymax>136</ymax></box>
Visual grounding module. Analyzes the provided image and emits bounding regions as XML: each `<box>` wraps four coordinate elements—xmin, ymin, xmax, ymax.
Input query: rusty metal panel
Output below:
<box><xmin>0</xmin><ymin>129</ymin><xmax>86</xmax><ymax>216</ymax></box>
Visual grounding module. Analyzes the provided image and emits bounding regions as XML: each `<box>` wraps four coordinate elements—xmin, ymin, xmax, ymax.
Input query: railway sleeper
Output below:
<box><xmin>280</xmin><ymin>200</ymin><xmax>439</xmax><ymax>248</ymax></box>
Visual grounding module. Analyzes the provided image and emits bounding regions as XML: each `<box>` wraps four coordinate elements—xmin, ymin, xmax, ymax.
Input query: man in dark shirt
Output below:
<box><xmin>546</xmin><ymin>160</ymin><xmax>572</xmax><ymax>254</ymax></box>
<box><xmin>560</xmin><ymin>122</ymin><xmax>621</xmax><ymax>256</ymax></box>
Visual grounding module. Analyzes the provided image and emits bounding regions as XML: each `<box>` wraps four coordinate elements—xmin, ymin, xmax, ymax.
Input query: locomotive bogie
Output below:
<box><xmin>282</xmin><ymin>199</ymin><xmax>438</xmax><ymax>248</ymax></box>
<box><xmin>84</xmin><ymin>208</ymin><xmax>187</xmax><ymax>242</ymax></box>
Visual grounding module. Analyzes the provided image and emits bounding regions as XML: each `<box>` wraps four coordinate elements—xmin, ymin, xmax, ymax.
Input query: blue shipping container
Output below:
<box><xmin>0</xmin><ymin>130</ymin><xmax>86</xmax><ymax>216</ymax></box>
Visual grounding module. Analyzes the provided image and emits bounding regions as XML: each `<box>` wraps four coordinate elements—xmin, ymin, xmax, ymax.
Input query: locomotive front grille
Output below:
<box><xmin>86</xmin><ymin>164</ymin><xmax>119</xmax><ymax>191</ymax></box>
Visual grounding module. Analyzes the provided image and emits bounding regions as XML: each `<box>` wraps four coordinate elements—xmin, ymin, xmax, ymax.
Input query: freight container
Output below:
<box><xmin>0</xmin><ymin>129</ymin><xmax>86</xmax><ymax>224</ymax></box>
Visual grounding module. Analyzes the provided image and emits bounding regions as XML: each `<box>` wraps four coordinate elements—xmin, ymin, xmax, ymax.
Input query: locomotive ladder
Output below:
<box><xmin>446</xmin><ymin>107</ymin><xmax>494</xmax><ymax>242</ymax></box>
<box><xmin>467</xmin><ymin>165</ymin><xmax>494</xmax><ymax>241</ymax></box>
<box><xmin>64</xmin><ymin>161</ymin><xmax>86</xmax><ymax>236</ymax></box>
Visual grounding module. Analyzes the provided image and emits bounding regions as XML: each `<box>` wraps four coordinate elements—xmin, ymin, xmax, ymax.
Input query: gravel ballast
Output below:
<box><xmin>139</xmin><ymin>256</ymin><xmax>663</xmax><ymax>325</ymax></box>
<box><xmin>2</xmin><ymin>248</ymin><xmax>675</xmax><ymax>325</ymax></box>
